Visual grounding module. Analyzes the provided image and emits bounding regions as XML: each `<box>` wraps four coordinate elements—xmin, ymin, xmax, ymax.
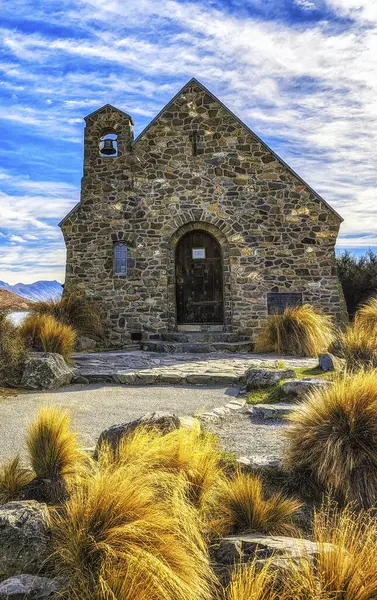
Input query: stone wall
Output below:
<box><xmin>61</xmin><ymin>80</ymin><xmax>347</xmax><ymax>347</ymax></box>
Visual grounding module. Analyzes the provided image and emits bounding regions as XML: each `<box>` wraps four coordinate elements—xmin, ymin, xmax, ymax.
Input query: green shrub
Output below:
<box><xmin>285</xmin><ymin>369</ymin><xmax>377</xmax><ymax>507</ymax></box>
<box><xmin>21</xmin><ymin>313</ymin><xmax>76</xmax><ymax>361</ymax></box>
<box><xmin>0</xmin><ymin>313</ymin><xmax>27</xmax><ymax>385</ymax></box>
<box><xmin>337</xmin><ymin>249</ymin><xmax>377</xmax><ymax>319</ymax></box>
<box><xmin>255</xmin><ymin>304</ymin><xmax>335</xmax><ymax>357</ymax></box>
<box><xmin>31</xmin><ymin>289</ymin><xmax>104</xmax><ymax>341</ymax></box>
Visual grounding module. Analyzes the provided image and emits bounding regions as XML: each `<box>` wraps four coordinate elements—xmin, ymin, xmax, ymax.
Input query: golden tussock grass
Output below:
<box><xmin>224</xmin><ymin>559</ymin><xmax>282</xmax><ymax>600</ymax></box>
<box><xmin>285</xmin><ymin>369</ymin><xmax>377</xmax><ymax>507</ymax></box>
<box><xmin>207</xmin><ymin>472</ymin><xmax>301</xmax><ymax>537</ymax></box>
<box><xmin>255</xmin><ymin>304</ymin><xmax>335</xmax><ymax>357</ymax></box>
<box><xmin>27</xmin><ymin>406</ymin><xmax>84</xmax><ymax>481</ymax></box>
<box><xmin>20</xmin><ymin>313</ymin><xmax>76</xmax><ymax>361</ymax></box>
<box><xmin>281</xmin><ymin>505</ymin><xmax>377</xmax><ymax>600</ymax></box>
<box><xmin>224</xmin><ymin>505</ymin><xmax>377</xmax><ymax>600</ymax></box>
<box><xmin>337</xmin><ymin>323</ymin><xmax>377</xmax><ymax>370</ymax></box>
<box><xmin>355</xmin><ymin>296</ymin><xmax>377</xmax><ymax>334</ymax></box>
<box><xmin>0</xmin><ymin>313</ymin><xmax>27</xmax><ymax>385</ymax></box>
<box><xmin>31</xmin><ymin>289</ymin><xmax>104</xmax><ymax>341</ymax></box>
<box><xmin>99</xmin><ymin>424</ymin><xmax>224</xmax><ymax>513</ymax></box>
<box><xmin>51</xmin><ymin>464</ymin><xmax>215</xmax><ymax>600</ymax></box>
<box><xmin>0</xmin><ymin>455</ymin><xmax>33</xmax><ymax>504</ymax></box>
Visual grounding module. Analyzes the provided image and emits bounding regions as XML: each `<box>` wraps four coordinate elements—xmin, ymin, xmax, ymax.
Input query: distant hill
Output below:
<box><xmin>0</xmin><ymin>280</ymin><xmax>63</xmax><ymax>302</ymax></box>
<box><xmin>0</xmin><ymin>289</ymin><xmax>32</xmax><ymax>311</ymax></box>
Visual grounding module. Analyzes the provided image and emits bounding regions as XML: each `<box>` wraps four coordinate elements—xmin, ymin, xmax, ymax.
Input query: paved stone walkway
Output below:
<box><xmin>73</xmin><ymin>351</ymin><xmax>317</xmax><ymax>386</ymax></box>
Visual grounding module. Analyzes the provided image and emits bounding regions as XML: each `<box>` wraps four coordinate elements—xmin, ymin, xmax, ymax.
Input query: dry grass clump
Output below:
<box><xmin>282</xmin><ymin>506</ymin><xmax>377</xmax><ymax>600</ymax></box>
<box><xmin>208</xmin><ymin>472</ymin><xmax>301</xmax><ymax>537</ymax></box>
<box><xmin>27</xmin><ymin>406</ymin><xmax>83</xmax><ymax>481</ymax></box>
<box><xmin>223</xmin><ymin>505</ymin><xmax>377</xmax><ymax>600</ymax></box>
<box><xmin>255</xmin><ymin>304</ymin><xmax>335</xmax><ymax>357</ymax></box>
<box><xmin>52</xmin><ymin>464</ymin><xmax>215</xmax><ymax>600</ymax></box>
<box><xmin>100</xmin><ymin>424</ymin><xmax>224</xmax><ymax>513</ymax></box>
<box><xmin>31</xmin><ymin>289</ymin><xmax>104</xmax><ymax>341</ymax></box>
<box><xmin>224</xmin><ymin>559</ymin><xmax>282</xmax><ymax>600</ymax></box>
<box><xmin>20</xmin><ymin>313</ymin><xmax>76</xmax><ymax>361</ymax></box>
<box><xmin>337</xmin><ymin>323</ymin><xmax>377</xmax><ymax>370</ymax></box>
<box><xmin>285</xmin><ymin>369</ymin><xmax>377</xmax><ymax>507</ymax></box>
<box><xmin>0</xmin><ymin>455</ymin><xmax>33</xmax><ymax>504</ymax></box>
<box><xmin>355</xmin><ymin>295</ymin><xmax>377</xmax><ymax>334</ymax></box>
<box><xmin>0</xmin><ymin>312</ymin><xmax>27</xmax><ymax>385</ymax></box>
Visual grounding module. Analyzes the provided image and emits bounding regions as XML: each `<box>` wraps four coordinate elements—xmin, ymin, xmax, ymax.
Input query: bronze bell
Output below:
<box><xmin>101</xmin><ymin>139</ymin><xmax>116</xmax><ymax>155</ymax></box>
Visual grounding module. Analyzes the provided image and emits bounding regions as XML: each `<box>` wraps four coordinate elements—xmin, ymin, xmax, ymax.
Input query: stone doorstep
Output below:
<box><xmin>141</xmin><ymin>340</ymin><xmax>252</xmax><ymax>354</ymax></box>
<box><xmin>82</xmin><ymin>370</ymin><xmax>244</xmax><ymax>386</ymax></box>
<box><xmin>250</xmin><ymin>403</ymin><xmax>298</xmax><ymax>420</ymax></box>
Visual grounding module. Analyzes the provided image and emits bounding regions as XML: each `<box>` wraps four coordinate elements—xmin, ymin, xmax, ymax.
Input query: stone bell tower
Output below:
<box><xmin>81</xmin><ymin>104</ymin><xmax>134</xmax><ymax>208</ymax></box>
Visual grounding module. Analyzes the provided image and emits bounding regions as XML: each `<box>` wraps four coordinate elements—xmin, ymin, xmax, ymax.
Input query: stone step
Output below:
<box><xmin>148</xmin><ymin>332</ymin><xmax>246</xmax><ymax>343</ymax></box>
<box><xmin>250</xmin><ymin>403</ymin><xmax>297</xmax><ymax>420</ymax></box>
<box><xmin>141</xmin><ymin>339</ymin><xmax>252</xmax><ymax>354</ymax></box>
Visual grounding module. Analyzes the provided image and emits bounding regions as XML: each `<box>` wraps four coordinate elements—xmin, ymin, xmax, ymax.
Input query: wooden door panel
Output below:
<box><xmin>175</xmin><ymin>231</ymin><xmax>224</xmax><ymax>324</ymax></box>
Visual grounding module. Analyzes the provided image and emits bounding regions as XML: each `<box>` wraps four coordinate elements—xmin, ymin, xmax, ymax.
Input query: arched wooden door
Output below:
<box><xmin>175</xmin><ymin>231</ymin><xmax>224</xmax><ymax>325</ymax></box>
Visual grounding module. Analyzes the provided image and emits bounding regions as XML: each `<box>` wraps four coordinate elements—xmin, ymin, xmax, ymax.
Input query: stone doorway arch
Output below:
<box><xmin>167</xmin><ymin>222</ymin><xmax>232</xmax><ymax>331</ymax></box>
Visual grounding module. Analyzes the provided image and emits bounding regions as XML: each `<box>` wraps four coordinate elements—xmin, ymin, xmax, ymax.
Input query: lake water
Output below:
<box><xmin>7</xmin><ymin>311</ymin><xmax>29</xmax><ymax>325</ymax></box>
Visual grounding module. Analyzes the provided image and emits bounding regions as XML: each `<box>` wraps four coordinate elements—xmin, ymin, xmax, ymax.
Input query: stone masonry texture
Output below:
<box><xmin>60</xmin><ymin>78</ymin><xmax>347</xmax><ymax>347</ymax></box>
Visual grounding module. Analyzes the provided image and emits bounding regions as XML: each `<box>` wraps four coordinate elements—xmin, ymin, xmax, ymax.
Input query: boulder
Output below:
<box><xmin>72</xmin><ymin>375</ymin><xmax>90</xmax><ymax>385</ymax></box>
<box><xmin>0</xmin><ymin>501</ymin><xmax>52</xmax><ymax>580</ymax></box>
<box><xmin>281</xmin><ymin>378</ymin><xmax>333</xmax><ymax>399</ymax></box>
<box><xmin>244</xmin><ymin>368</ymin><xmax>296</xmax><ymax>391</ymax></box>
<box><xmin>250</xmin><ymin>403</ymin><xmax>296</xmax><ymax>420</ymax></box>
<box><xmin>94</xmin><ymin>411</ymin><xmax>181</xmax><ymax>457</ymax></box>
<box><xmin>213</xmin><ymin>534</ymin><xmax>334</xmax><ymax>566</ymax></box>
<box><xmin>20</xmin><ymin>353</ymin><xmax>73</xmax><ymax>390</ymax></box>
<box><xmin>319</xmin><ymin>353</ymin><xmax>345</xmax><ymax>372</ymax></box>
<box><xmin>75</xmin><ymin>336</ymin><xmax>97</xmax><ymax>352</ymax></box>
<box><xmin>0</xmin><ymin>575</ymin><xmax>64</xmax><ymax>599</ymax></box>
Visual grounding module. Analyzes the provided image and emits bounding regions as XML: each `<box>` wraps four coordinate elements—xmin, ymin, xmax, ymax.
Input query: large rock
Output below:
<box><xmin>0</xmin><ymin>575</ymin><xmax>63</xmax><ymax>599</ymax></box>
<box><xmin>319</xmin><ymin>353</ymin><xmax>345</xmax><ymax>372</ymax></box>
<box><xmin>281</xmin><ymin>378</ymin><xmax>333</xmax><ymax>399</ymax></box>
<box><xmin>20</xmin><ymin>353</ymin><xmax>73</xmax><ymax>390</ymax></box>
<box><xmin>75</xmin><ymin>336</ymin><xmax>97</xmax><ymax>352</ymax></box>
<box><xmin>213</xmin><ymin>534</ymin><xmax>334</xmax><ymax>566</ymax></box>
<box><xmin>244</xmin><ymin>368</ymin><xmax>296</xmax><ymax>391</ymax></box>
<box><xmin>250</xmin><ymin>403</ymin><xmax>297</xmax><ymax>420</ymax></box>
<box><xmin>0</xmin><ymin>501</ymin><xmax>52</xmax><ymax>580</ymax></box>
<box><xmin>94</xmin><ymin>411</ymin><xmax>181</xmax><ymax>456</ymax></box>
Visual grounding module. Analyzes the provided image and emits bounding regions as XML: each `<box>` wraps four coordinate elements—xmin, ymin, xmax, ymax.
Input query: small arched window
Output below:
<box><xmin>99</xmin><ymin>132</ymin><xmax>118</xmax><ymax>157</ymax></box>
<box><xmin>114</xmin><ymin>242</ymin><xmax>127</xmax><ymax>275</ymax></box>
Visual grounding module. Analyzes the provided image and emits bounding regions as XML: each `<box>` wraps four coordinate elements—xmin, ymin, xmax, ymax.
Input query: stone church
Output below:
<box><xmin>60</xmin><ymin>78</ymin><xmax>346</xmax><ymax>349</ymax></box>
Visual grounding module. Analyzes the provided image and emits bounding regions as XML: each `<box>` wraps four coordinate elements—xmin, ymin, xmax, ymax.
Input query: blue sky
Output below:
<box><xmin>1</xmin><ymin>0</ymin><xmax>377</xmax><ymax>284</ymax></box>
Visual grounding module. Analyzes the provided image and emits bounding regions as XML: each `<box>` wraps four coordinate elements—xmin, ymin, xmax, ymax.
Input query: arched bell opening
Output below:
<box><xmin>99</xmin><ymin>130</ymin><xmax>118</xmax><ymax>157</ymax></box>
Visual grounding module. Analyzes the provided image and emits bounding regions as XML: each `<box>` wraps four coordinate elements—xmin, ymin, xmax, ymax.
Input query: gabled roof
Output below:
<box><xmin>59</xmin><ymin>78</ymin><xmax>342</xmax><ymax>227</ymax></box>
<box><xmin>84</xmin><ymin>103</ymin><xmax>134</xmax><ymax>125</ymax></box>
<box><xmin>134</xmin><ymin>77</ymin><xmax>342</xmax><ymax>222</ymax></box>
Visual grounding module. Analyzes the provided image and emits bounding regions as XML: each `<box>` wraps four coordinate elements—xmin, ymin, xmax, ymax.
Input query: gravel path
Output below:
<box><xmin>205</xmin><ymin>409</ymin><xmax>288</xmax><ymax>461</ymax></box>
<box><xmin>0</xmin><ymin>384</ymin><xmax>239</xmax><ymax>462</ymax></box>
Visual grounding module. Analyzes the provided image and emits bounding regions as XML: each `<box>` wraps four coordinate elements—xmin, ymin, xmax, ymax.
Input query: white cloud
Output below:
<box><xmin>1</xmin><ymin>0</ymin><xmax>377</xmax><ymax>283</ymax></box>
